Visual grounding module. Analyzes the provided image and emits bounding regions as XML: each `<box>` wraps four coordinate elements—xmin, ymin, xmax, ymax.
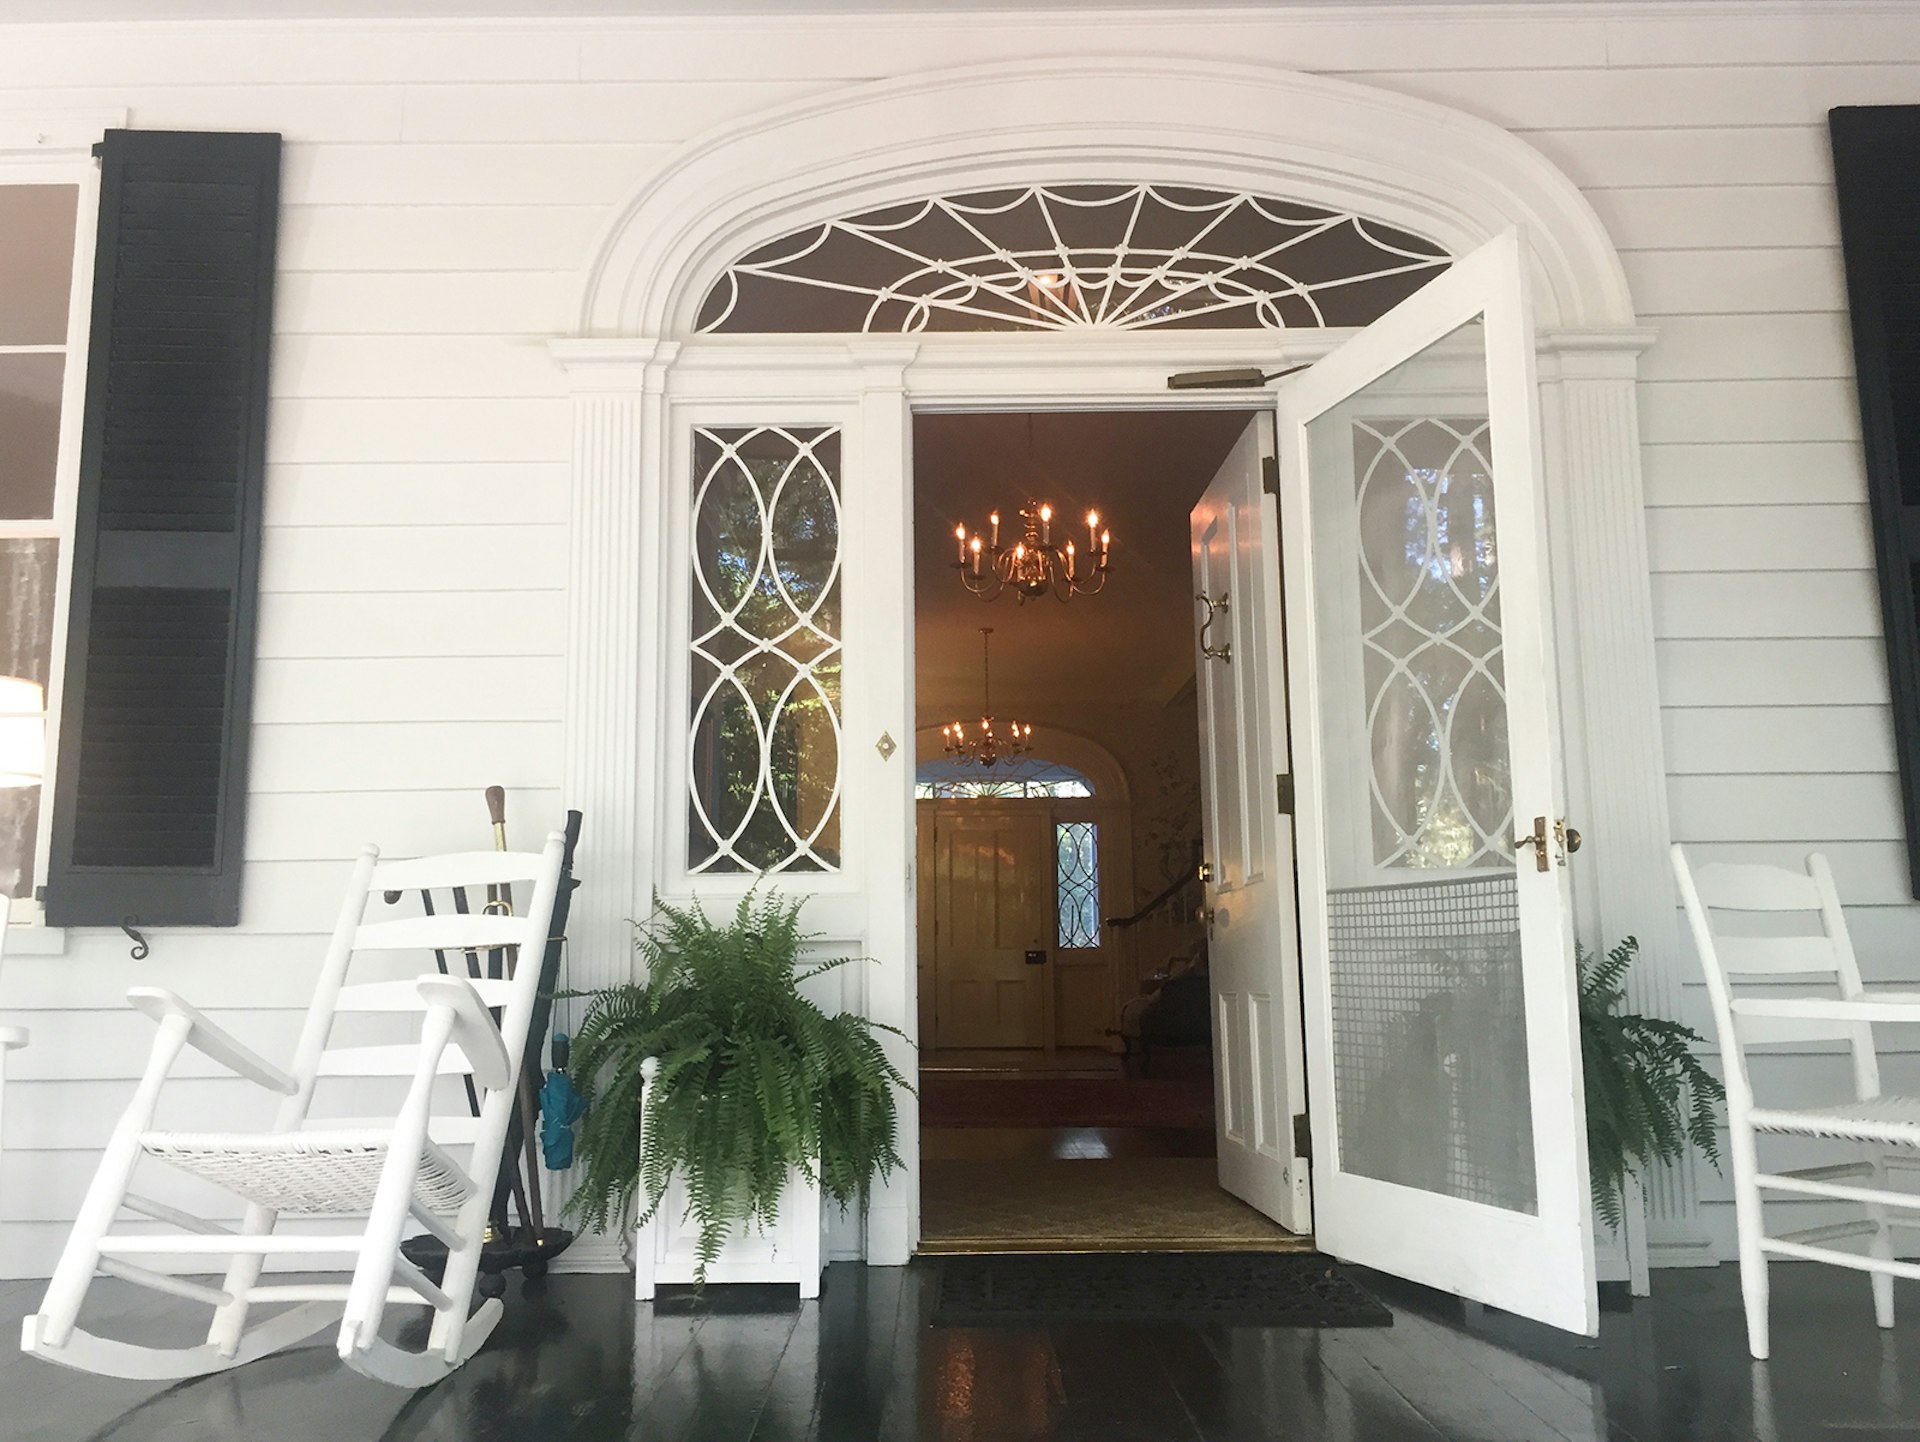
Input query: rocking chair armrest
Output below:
<box><xmin>1731</xmin><ymin>994</ymin><xmax>1920</xmax><ymax>1025</ymax></box>
<box><xmin>125</xmin><ymin>987</ymin><xmax>297</xmax><ymax>1095</ymax></box>
<box><xmin>415</xmin><ymin>976</ymin><xmax>511</xmax><ymax>1090</ymax></box>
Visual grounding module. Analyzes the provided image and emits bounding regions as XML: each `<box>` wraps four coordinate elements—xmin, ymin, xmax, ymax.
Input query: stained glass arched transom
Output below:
<box><xmin>696</xmin><ymin>184</ymin><xmax>1452</xmax><ymax>335</ymax></box>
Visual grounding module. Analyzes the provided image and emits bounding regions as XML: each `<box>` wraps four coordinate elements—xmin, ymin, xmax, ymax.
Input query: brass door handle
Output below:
<box><xmin>1197</xmin><ymin>859</ymin><xmax>1214</xmax><ymax>884</ymax></box>
<box><xmin>1197</xmin><ymin>591</ymin><xmax>1231</xmax><ymax>664</ymax></box>
<box><xmin>1513</xmin><ymin>815</ymin><xmax>1550</xmax><ymax>873</ymax></box>
<box><xmin>1556</xmin><ymin>820</ymin><xmax>1583</xmax><ymax>866</ymax></box>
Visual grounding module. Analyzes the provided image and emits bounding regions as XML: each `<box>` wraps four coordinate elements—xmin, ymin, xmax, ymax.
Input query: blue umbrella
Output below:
<box><xmin>538</xmin><ymin>1032</ymin><xmax>586</xmax><ymax>1170</ymax></box>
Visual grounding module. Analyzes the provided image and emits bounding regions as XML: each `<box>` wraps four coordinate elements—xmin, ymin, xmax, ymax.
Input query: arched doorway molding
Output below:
<box><xmin>550</xmin><ymin>57</ymin><xmax>1699</xmax><ymax>1275</ymax></box>
<box><xmin>578</xmin><ymin>58</ymin><xmax>1633</xmax><ymax>337</ymax></box>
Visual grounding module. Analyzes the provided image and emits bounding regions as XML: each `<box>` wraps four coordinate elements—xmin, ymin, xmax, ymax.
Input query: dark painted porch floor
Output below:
<box><xmin>3</xmin><ymin>1262</ymin><xmax>1916</xmax><ymax>1441</ymax></box>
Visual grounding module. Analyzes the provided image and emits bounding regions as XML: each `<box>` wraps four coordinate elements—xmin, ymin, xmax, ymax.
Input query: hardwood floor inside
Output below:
<box><xmin>4</xmin><ymin>1264</ymin><xmax>1917</xmax><ymax>1440</ymax></box>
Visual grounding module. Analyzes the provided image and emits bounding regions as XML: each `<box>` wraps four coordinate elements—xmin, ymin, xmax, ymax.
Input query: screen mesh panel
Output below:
<box><xmin>1328</xmin><ymin>872</ymin><xmax>1536</xmax><ymax>1214</ymax></box>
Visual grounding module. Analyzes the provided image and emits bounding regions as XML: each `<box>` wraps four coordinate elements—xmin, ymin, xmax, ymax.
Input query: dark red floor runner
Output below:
<box><xmin>918</xmin><ymin>1074</ymin><xmax>1215</xmax><ymax>1130</ymax></box>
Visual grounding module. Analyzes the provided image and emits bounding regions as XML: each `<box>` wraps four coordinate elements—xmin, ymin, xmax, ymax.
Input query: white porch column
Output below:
<box><xmin>1540</xmin><ymin>332</ymin><xmax>1714</xmax><ymax>1268</ymax></box>
<box><xmin>544</xmin><ymin>339</ymin><xmax>678</xmax><ymax>1271</ymax></box>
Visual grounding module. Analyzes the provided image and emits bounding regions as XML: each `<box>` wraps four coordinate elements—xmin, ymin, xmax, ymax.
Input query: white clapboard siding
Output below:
<box><xmin>283</xmin><ymin>141</ymin><xmax>675</xmax><ymax>208</ymax></box>
<box><xmin>1624</xmin><ymin>249</ymin><xmax>1847</xmax><ymax>317</ymax></box>
<box><xmin>1650</xmin><ymin>572</ymin><xmax>1881</xmax><ymax>639</ymax></box>
<box><xmin>250</xmin><ymin>722</ymin><xmax>564</xmax><ymax>794</ymax></box>
<box><xmin>246</xmin><ymin>790</ymin><xmax>566</xmax><ymax>863</ymax></box>
<box><xmin>1664</xmin><ymin>706</ymin><xmax>1896</xmax><ymax>773</ymax></box>
<box><xmin>1656</xmin><ymin>640</ymin><xmax>1891</xmax><ymax>708</ymax></box>
<box><xmin>274</xmin><ymin>270</ymin><xmax>577</xmax><ymax>336</ymax></box>
<box><xmin>1669</xmin><ymin>773</ymin><xmax>1906</xmax><ymax>845</ymax></box>
<box><xmin>270</xmin><ymin>336</ymin><xmax>570</xmax><ymax>402</ymax></box>
<box><xmin>1588</xmin><ymin>185</ymin><xmax>1841</xmax><ymax>253</ymax></box>
<box><xmin>263</xmin><ymin>462</ymin><xmax>568</xmax><ymax>525</ymax></box>
<box><xmin>1645</xmin><ymin>506</ymin><xmax>1872</xmax><ymax>574</ymax></box>
<box><xmin>1638</xmin><ymin>314</ymin><xmax>1858</xmax><ymax>384</ymax></box>
<box><xmin>4</xmin><ymin>7</ymin><xmax>1920</xmax><ymax>1277</ymax></box>
<box><xmin>1642</xmin><ymin>442</ymin><xmax>1867</xmax><ymax>509</ymax></box>
<box><xmin>265</xmin><ymin>398</ymin><xmax>569</xmax><ymax>465</ymax></box>
<box><xmin>252</xmin><ymin>657</ymin><xmax>566</xmax><ymax>724</ymax></box>
<box><xmin>277</xmin><ymin>204</ymin><xmax>608</xmax><ymax>274</ymax></box>
<box><xmin>259</xmin><ymin>524</ymin><xmax>567</xmax><ymax>594</ymax></box>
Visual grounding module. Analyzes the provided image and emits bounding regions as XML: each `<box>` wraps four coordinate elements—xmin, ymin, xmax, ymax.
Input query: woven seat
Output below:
<box><xmin>1749</xmin><ymin>1096</ymin><xmax>1920</xmax><ymax>1148</ymax></box>
<box><xmin>141</xmin><ymin>1130</ymin><xmax>474</xmax><ymax>1216</ymax></box>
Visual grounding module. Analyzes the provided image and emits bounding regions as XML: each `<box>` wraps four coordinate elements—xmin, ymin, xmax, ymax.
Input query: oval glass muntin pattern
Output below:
<box><xmin>1352</xmin><ymin>415</ymin><xmax>1512</xmax><ymax>871</ymax></box>
<box><xmin>687</xmin><ymin>425</ymin><xmax>845</xmax><ymax>874</ymax></box>
<box><xmin>697</xmin><ymin>183</ymin><xmax>1451</xmax><ymax>335</ymax></box>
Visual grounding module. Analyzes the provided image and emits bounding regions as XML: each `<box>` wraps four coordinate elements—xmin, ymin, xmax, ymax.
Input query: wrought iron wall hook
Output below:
<box><xmin>1197</xmin><ymin>591</ymin><xmax>1232</xmax><ymax>663</ymax></box>
<box><xmin>121</xmin><ymin>915</ymin><xmax>150</xmax><ymax>961</ymax></box>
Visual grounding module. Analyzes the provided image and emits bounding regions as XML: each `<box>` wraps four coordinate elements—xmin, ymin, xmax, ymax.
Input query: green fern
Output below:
<box><xmin>1579</xmin><ymin>935</ymin><xmax>1724</xmax><ymax>1228</ymax></box>
<box><xmin>560</xmin><ymin>891</ymin><xmax>909</xmax><ymax>1281</ymax></box>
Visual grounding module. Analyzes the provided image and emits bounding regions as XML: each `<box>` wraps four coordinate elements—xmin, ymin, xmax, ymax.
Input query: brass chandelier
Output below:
<box><xmin>953</xmin><ymin>500</ymin><xmax>1111</xmax><ymax>603</ymax></box>
<box><xmin>942</xmin><ymin>627</ymin><xmax>1032</xmax><ymax>767</ymax></box>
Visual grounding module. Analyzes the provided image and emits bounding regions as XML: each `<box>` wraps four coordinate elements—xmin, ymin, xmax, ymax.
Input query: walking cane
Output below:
<box><xmin>485</xmin><ymin>786</ymin><xmax>549</xmax><ymax>1246</ymax></box>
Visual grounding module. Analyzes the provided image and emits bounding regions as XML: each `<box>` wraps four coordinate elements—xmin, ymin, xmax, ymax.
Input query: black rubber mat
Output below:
<box><xmin>931</xmin><ymin>1251</ymin><xmax>1394</xmax><ymax>1327</ymax></box>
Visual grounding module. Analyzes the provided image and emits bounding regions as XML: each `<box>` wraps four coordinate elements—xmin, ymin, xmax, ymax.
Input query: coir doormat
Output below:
<box><xmin>931</xmin><ymin>1251</ymin><xmax>1392</xmax><ymax>1328</ymax></box>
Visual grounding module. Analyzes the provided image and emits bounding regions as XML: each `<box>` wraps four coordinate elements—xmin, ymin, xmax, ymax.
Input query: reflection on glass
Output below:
<box><xmin>1309</xmin><ymin>317</ymin><xmax>1536</xmax><ymax>1214</ymax></box>
<box><xmin>688</xmin><ymin>426</ymin><xmax>843</xmax><ymax>873</ymax></box>
<box><xmin>0</xmin><ymin>353</ymin><xmax>64</xmax><ymax>521</ymax></box>
<box><xmin>0</xmin><ymin>185</ymin><xmax>78</xmax><ymax>345</ymax></box>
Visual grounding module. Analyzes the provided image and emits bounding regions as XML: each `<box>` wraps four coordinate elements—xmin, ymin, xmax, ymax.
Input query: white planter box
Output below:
<box><xmin>633</xmin><ymin>1165</ymin><xmax>824</xmax><ymax>1300</ymax></box>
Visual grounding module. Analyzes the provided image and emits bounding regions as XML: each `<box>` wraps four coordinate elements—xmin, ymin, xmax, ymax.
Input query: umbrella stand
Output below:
<box><xmin>403</xmin><ymin>799</ymin><xmax>582</xmax><ymax>1296</ymax></box>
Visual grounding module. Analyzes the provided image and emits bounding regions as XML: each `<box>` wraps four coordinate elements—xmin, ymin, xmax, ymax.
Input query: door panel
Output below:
<box><xmin>1192</xmin><ymin>414</ymin><xmax>1311</xmax><ymax>1233</ymax></box>
<box><xmin>928</xmin><ymin>809</ymin><xmax>1050</xmax><ymax>1048</ymax></box>
<box><xmin>1278</xmin><ymin>231</ymin><xmax>1597</xmax><ymax>1334</ymax></box>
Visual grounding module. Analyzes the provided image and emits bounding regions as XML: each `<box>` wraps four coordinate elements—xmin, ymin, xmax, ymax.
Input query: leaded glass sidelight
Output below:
<box><xmin>1055</xmin><ymin>821</ymin><xmax>1100</xmax><ymax>950</ymax></box>
<box><xmin>697</xmin><ymin>184</ymin><xmax>1451</xmax><ymax>335</ymax></box>
<box><xmin>688</xmin><ymin>425</ymin><xmax>843</xmax><ymax>873</ymax></box>
<box><xmin>1353</xmin><ymin>417</ymin><xmax>1509</xmax><ymax>870</ymax></box>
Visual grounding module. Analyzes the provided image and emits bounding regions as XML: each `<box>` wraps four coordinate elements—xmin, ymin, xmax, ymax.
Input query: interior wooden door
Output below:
<box><xmin>1191</xmin><ymin>412</ymin><xmax>1311</xmax><ymax>1234</ymax></box>
<box><xmin>926</xmin><ymin>807</ymin><xmax>1051</xmax><ymax>1049</ymax></box>
<box><xmin>1277</xmin><ymin>231</ymin><xmax>1597</xmax><ymax>1334</ymax></box>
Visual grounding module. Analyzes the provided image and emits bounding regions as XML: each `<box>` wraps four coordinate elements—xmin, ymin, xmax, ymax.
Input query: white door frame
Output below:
<box><xmin>548</xmin><ymin>58</ymin><xmax>1693</xmax><ymax>1273</ymax></box>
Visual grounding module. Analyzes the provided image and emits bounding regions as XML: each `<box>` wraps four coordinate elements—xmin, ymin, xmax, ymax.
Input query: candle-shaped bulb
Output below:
<box><xmin>970</xmin><ymin>534</ymin><xmax>983</xmax><ymax>575</ymax></box>
<box><xmin>955</xmin><ymin>523</ymin><xmax>968</xmax><ymax>562</ymax></box>
<box><xmin>989</xmin><ymin>511</ymin><xmax>1000</xmax><ymax>548</ymax></box>
<box><xmin>1100</xmin><ymin>528</ymin><xmax>1111</xmax><ymax>567</ymax></box>
<box><xmin>1039</xmin><ymin>503</ymin><xmax>1052</xmax><ymax>543</ymax></box>
<box><xmin>1065</xmin><ymin>537</ymin><xmax>1076</xmax><ymax>579</ymax></box>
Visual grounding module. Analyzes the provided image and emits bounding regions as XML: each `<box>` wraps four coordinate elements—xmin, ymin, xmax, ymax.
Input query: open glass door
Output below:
<box><xmin>1277</xmin><ymin>231</ymin><xmax>1597</xmax><ymax>1333</ymax></box>
<box><xmin>1191</xmin><ymin>413</ymin><xmax>1310</xmax><ymax>1234</ymax></box>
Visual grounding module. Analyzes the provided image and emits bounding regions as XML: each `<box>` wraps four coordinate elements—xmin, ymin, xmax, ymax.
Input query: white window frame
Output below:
<box><xmin>0</xmin><ymin>123</ymin><xmax>110</xmax><ymax>937</ymax></box>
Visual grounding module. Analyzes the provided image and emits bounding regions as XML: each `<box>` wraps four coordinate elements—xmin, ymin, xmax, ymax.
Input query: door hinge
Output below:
<box><xmin>1261</xmin><ymin>455</ymin><xmax>1279</xmax><ymax>496</ymax></box>
<box><xmin>1293</xmin><ymin>1112</ymin><xmax>1312</xmax><ymax>1164</ymax></box>
<box><xmin>1276</xmin><ymin>773</ymin><xmax>1294</xmax><ymax>815</ymax></box>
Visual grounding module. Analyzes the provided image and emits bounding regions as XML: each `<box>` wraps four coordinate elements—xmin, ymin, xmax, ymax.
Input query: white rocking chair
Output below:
<box><xmin>1672</xmin><ymin>844</ymin><xmax>1920</xmax><ymax>1359</ymax></box>
<box><xmin>21</xmin><ymin>833</ymin><xmax>567</xmax><ymax>1388</ymax></box>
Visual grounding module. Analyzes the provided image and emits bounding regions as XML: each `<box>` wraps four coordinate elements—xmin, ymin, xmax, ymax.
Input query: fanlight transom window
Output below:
<box><xmin>697</xmin><ymin>183</ymin><xmax>1451</xmax><ymax>335</ymax></box>
<box><xmin>914</xmin><ymin>755</ymin><xmax>1095</xmax><ymax>800</ymax></box>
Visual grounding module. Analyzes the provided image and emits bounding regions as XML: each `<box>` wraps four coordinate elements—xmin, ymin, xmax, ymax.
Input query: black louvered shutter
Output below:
<box><xmin>44</xmin><ymin>131</ymin><xmax>279</xmax><ymax>927</ymax></box>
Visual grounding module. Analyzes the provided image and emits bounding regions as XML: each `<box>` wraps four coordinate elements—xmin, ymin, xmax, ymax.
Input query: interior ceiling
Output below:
<box><xmin>0</xmin><ymin>0</ymin><xmax>1721</xmax><ymax>16</ymax></box>
<box><xmin>913</xmin><ymin>409</ymin><xmax>1255</xmax><ymax>726</ymax></box>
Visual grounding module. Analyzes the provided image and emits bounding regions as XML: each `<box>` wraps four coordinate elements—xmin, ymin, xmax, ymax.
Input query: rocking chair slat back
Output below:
<box><xmin>353</xmin><ymin>914</ymin><xmax>529</xmax><ymax>954</ymax></box>
<box><xmin>336</xmin><ymin>977</ymin><xmax>517</xmax><ymax>1012</ymax></box>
